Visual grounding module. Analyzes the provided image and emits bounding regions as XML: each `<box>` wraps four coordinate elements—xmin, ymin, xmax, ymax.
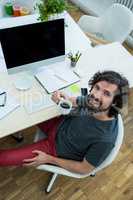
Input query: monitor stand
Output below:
<box><xmin>14</xmin><ymin>77</ymin><xmax>33</xmax><ymax>91</ymax></box>
<box><xmin>9</xmin><ymin>55</ymin><xmax>65</xmax><ymax>90</ymax></box>
<box><xmin>8</xmin><ymin>55</ymin><xmax>65</xmax><ymax>75</ymax></box>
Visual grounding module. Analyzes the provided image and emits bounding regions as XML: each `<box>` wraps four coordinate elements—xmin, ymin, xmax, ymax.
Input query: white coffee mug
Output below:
<box><xmin>58</xmin><ymin>99</ymin><xmax>72</xmax><ymax>115</ymax></box>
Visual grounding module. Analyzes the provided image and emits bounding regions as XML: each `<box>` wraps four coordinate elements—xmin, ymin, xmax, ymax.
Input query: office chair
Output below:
<box><xmin>35</xmin><ymin>114</ymin><xmax>124</xmax><ymax>193</ymax></box>
<box><xmin>78</xmin><ymin>3</ymin><xmax>133</xmax><ymax>45</ymax></box>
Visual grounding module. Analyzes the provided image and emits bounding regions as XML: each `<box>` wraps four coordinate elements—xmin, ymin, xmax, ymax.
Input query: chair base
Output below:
<box><xmin>90</xmin><ymin>174</ymin><xmax>96</xmax><ymax>177</ymax></box>
<box><xmin>45</xmin><ymin>173</ymin><xmax>58</xmax><ymax>193</ymax></box>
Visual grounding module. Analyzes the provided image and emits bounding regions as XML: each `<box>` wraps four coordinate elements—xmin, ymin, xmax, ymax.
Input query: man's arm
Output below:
<box><xmin>23</xmin><ymin>150</ymin><xmax>94</xmax><ymax>174</ymax></box>
<box><xmin>48</xmin><ymin>155</ymin><xmax>94</xmax><ymax>174</ymax></box>
<box><xmin>52</xmin><ymin>91</ymin><xmax>87</xmax><ymax>108</ymax></box>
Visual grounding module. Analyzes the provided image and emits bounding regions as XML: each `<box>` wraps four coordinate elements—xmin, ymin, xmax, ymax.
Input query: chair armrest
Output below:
<box><xmin>85</xmin><ymin>32</ymin><xmax>110</xmax><ymax>46</ymax></box>
<box><xmin>37</xmin><ymin>164</ymin><xmax>90</xmax><ymax>178</ymax></box>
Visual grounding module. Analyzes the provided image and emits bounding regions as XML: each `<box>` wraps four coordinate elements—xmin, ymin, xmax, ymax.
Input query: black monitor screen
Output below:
<box><xmin>0</xmin><ymin>19</ymin><xmax>65</xmax><ymax>69</ymax></box>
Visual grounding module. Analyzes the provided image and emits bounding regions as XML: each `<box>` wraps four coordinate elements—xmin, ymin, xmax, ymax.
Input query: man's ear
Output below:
<box><xmin>89</xmin><ymin>86</ymin><xmax>93</xmax><ymax>93</ymax></box>
<box><xmin>112</xmin><ymin>94</ymin><xmax>123</xmax><ymax>109</ymax></box>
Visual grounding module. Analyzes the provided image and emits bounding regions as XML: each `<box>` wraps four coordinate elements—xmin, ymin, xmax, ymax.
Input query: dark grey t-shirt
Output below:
<box><xmin>55</xmin><ymin>115</ymin><xmax>118</xmax><ymax>167</ymax></box>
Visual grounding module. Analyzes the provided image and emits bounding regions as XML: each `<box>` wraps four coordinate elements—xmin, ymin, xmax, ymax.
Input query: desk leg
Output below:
<box><xmin>12</xmin><ymin>132</ymin><xmax>24</xmax><ymax>142</ymax></box>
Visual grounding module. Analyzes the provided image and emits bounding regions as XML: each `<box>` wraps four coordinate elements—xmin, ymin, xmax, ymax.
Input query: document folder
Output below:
<box><xmin>35</xmin><ymin>67</ymin><xmax>80</xmax><ymax>93</ymax></box>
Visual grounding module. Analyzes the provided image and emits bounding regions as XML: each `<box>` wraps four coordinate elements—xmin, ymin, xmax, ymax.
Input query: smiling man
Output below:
<box><xmin>0</xmin><ymin>71</ymin><xmax>129</xmax><ymax>174</ymax></box>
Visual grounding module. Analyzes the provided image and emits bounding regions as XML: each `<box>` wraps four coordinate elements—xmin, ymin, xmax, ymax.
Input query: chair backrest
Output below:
<box><xmin>90</xmin><ymin>114</ymin><xmax>124</xmax><ymax>175</ymax></box>
<box><xmin>100</xmin><ymin>3</ymin><xmax>133</xmax><ymax>43</ymax></box>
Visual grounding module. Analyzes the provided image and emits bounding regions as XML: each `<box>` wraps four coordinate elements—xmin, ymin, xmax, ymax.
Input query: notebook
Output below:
<box><xmin>35</xmin><ymin>66</ymin><xmax>80</xmax><ymax>93</ymax></box>
<box><xmin>0</xmin><ymin>89</ymin><xmax>20</xmax><ymax>120</ymax></box>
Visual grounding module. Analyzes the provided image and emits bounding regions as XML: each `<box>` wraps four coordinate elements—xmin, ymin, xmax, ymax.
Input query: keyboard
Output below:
<box><xmin>24</xmin><ymin>84</ymin><xmax>80</xmax><ymax>114</ymax></box>
<box><xmin>24</xmin><ymin>95</ymin><xmax>56</xmax><ymax>114</ymax></box>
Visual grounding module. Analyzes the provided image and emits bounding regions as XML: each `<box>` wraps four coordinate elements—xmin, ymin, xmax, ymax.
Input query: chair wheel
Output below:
<box><xmin>90</xmin><ymin>174</ymin><xmax>95</xmax><ymax>177</ymax></box>
<box><xmin>11</xmin><ymin>134</ymin><xmax>24</xmax><ymax>143</ymax></box>
<box><xmin>45</xmin><ymin>189</ymin><xmax>50</xmax><ymax>194</ymax></box>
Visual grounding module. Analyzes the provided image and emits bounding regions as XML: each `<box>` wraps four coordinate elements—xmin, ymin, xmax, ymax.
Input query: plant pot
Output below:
<box><xmin>71</xmin><ymin>60</ymin><xmax>77</xmax><ymax>67</ymax></box>
<box><xmin>48</xmin><ymin>11</ymin><xmax>65</xmax><ymax>21</ymax></box>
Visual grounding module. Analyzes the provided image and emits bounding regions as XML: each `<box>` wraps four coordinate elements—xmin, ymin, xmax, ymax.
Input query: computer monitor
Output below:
<box><xmin>0</xmin><ymin>18</ymin><xmax>65</xmax><ymax>74</ymax></box>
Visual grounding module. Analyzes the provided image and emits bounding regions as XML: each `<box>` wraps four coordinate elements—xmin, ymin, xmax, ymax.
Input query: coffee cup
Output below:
<box><xmin>58</xmin><ymin>99</ymin><xmax>72</xmax><ymax>115</ymax></box>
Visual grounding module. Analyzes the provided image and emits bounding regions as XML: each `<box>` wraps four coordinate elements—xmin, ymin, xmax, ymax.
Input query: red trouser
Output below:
<box><xmin>0</xmin><ymin>117</ymin><xmax>63</xmax><ymax>167</ymax></box>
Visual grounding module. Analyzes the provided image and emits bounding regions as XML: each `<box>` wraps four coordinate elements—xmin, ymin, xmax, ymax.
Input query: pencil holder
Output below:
<box><xmin>67</xmin><ymin>51</ymin><xmax>82</xmax><ymax>68</ymax></box>
<box><xmin>71</xmin><ymin>60</ymin><xmax>77</xmax><ymax>67</ymax></box>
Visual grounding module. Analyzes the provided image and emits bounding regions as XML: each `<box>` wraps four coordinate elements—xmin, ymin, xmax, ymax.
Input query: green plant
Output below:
<box><xmin>35</xmin><ymin>0</ymin><xmax>69</xmax><ymax>21</ymax></box>
<box><xmin>67</xmin><ymin>51</ymin><xmax>82</xmax><ymax>62</ymax></box>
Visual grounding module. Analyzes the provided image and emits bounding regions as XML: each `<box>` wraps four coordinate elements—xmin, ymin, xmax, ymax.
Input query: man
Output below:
<box><xmin>0</xmin><ymin>71</ymin><xmax>129</xmax><ymax>174</ymax></box>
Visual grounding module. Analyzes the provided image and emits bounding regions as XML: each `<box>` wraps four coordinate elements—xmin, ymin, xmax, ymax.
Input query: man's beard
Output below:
<box><xmin>70</xmin><ymin>94</ymin><xmax>112</xmax><ymax>117</ymax></box>
<box><xmin>86</xmin><ymin>94</ymin><xmax>111</xmax><ymax>115</ymax></box>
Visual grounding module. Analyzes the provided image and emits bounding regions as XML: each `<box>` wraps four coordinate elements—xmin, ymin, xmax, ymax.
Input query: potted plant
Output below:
<box><xmin>67</xmin><ymin>51</ymin><xmax>82</xmax><ymax>67</ymax></box>
<box><xmin>35</xmin><ymin>0</ymin><xmax>69</xmax><ymax>21</ymax></box>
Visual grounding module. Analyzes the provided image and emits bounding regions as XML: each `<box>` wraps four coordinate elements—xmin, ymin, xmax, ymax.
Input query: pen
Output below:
<box><xmin>54</xmin><ymin>74</ymin><xmax>68</xmax><ymax>83</ymax></box>
<box><xmin>0</xmin><ymin>91</ymin><xmax>7</xmax><ymax>107</ymax></box>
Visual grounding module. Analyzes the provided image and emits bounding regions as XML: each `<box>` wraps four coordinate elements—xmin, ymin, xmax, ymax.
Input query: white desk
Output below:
<box><xmin>1</xmin><ymin>14</ymin><xmax>132</xmax><ymax>139</ymax></box>
<box><xmin>0</xmin><ymin>72</ymin><xmax>60</xmax><ymax>138</ymax></box>
<box><xmin>0</xmin><ymin>13</ymin><xmax>92</xmax><ymax>138</ymax></box>
<box><xmin>74</xmin><ymin>42</ymin><xmax>133</xmax><ymax>87</ymax></box>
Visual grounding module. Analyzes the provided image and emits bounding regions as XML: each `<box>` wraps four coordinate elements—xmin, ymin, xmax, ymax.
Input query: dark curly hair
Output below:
<box><xmin>88</xmin><ymin>70</ymin><xmax>129</xmax><ymax>117</ymax></box>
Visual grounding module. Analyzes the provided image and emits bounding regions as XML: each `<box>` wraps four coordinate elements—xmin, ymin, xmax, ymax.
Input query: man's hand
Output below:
<box><xmin>23</xmin><ymin>150</ymin><xmax>52</xmax><ymax>167</ymax></box>
<box><xmin>52</xmin><ymin>91</ymin><xmax>69</xmax><ymax>104</ymax></box>
<box><xmin>52</xmin><ymin>91</ymin><xmax>77</xmax><ymax>107</ymax></box>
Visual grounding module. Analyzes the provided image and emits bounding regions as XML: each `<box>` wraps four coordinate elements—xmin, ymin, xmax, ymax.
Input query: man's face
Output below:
<box><xmin>88</xmin><ymin>81</ymin><xmax>118</xmax><ymax>113</ymax></box>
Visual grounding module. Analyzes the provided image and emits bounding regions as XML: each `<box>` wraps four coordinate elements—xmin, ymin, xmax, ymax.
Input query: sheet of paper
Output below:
<box><xmin>35</xmin><ymin>70</ymin><xmax>67</xmax><ymax>93</ymax></box>
<box><xmin>35</xmin><ymin>62</ymin><xmax>80</xmax><ymax>93</ymax></box>
<box><xmin>54</xmin><ymin>67</ymin><xmax>79</xmax><ymax>83</ymax></box>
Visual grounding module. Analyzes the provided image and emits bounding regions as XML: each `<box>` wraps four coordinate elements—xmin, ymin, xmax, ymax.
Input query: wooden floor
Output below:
<box><xmin>0</xmin><ymin>4</ymin><xmax>133</xmax><ymax>200</ymax></box>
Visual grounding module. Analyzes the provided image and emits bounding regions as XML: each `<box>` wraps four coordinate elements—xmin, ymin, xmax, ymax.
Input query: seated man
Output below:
<box><xmin>0</xmin><ymin>70</ymin><xmax>129</xmax><ymax>174</ymax></box>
